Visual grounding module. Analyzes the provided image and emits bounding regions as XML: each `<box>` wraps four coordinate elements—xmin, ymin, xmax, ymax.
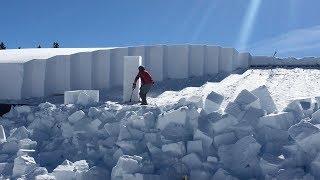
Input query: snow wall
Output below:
<box><xmin>0</xmin><ymin>45</ymin><xmax>251</xmax><ymax>101</ymax></box>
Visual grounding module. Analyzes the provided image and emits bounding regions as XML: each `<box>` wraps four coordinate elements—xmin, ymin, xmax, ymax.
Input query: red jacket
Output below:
<box><xmin>134</xmin><ymin>70</ymin><xmax>154</xmax><ymax>85</ymax></box>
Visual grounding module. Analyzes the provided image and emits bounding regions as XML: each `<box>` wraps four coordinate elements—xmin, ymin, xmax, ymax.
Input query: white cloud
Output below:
<box><xmin>248</xmin><ymin>25</ymin><xmax>320</xmax><ymax>57</ymax></box>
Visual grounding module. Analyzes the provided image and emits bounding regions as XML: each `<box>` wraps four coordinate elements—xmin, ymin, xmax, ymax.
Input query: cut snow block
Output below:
<box><xmin>214</xmin><ymin>132</ymin><xmax>237</xmax><ymax>146</ymax></box>
<box><xmin>203</xmin><ymin>91</ymin><xmax>224</xmax><ymax>114</ymax></box>
<box><xmin>92</xmin><ymin>50</ymin><xmax>111</xmax><ymax>90</ymax></box>
<box><xmin>52</xmin><ymin>160</ymin><xmax>76</xmax><ymax>180</ymax></box>
<box><xmin>0</xmin><ymin>63</ymin><xmax>24</xmax><ymax>100</ymax></box>
<box><xmin>187</xmin><ymin>140</ymin><xmax>203</xmax><ymax>155</ymax></box>
<box><xmin>166</xmin><ymin>45</ymin><xmax>189</xmax><ymax>79</ymax></box>
<box><xmin>181</xmin><ymin>153</ymin><xmax>202</xmax><ymax>169</ymax></box>
<box><xmin>111</xmin><ymin>155</ymin><xmax>142</xmax><ymax>179</ymax></box>
<box><xmin>123</xmin><ymin>56</ymin><xmax>142</xmax><ymax>102</ymax></box>
<box><xmin>156</xmin><ymin>107</ymin><xmax>187</xmax><ymax>130</ymax></box>
<box><xmin>70</xmin><ymin>52</ymin><xmax>93</xmax><ymax>90</ymax></box>
<box><xmin>68</xmin><ymin>110</ymin><xmax>85</xmax><ymax>123</ymax></box>
<box><xmin>237</xmin><ymin>52</ymin><xmax>251</xmax><ymax>69</ymax></box>
<box><xmin>193</xmin><ymin>129</ymin><xmax>213</xmax><ymax>149</ymax></box>
<box><xmin>22</xmin><ymin>59</ymin><xmax>46</xmax><ymax>99</ymax></box>
<box><xmin>110</xmin><ymin>47</ymin><xmax>128</xmax><ymax>87</ymax></box>
<box><xmin>189</xmin><ymin>45</ymin><xmax>205</xmax><ymax>77</ymax></box>
<box><xmin>205</xmin><ymin>45</ymin><xmax>220</xmax><ymax>75</ymax></box>
<box><xmin>64</xmin><ymin>90</ymin><xmax>99</xmax><ymax>105</ymax></box>
<box><xmin>45</xmin><ymin>55</ymin><xmax>71</xmax><ymax>96</ymax></box>
<box><xmin>129</xmin><ymin>46</ymin><xmax>146</xmax><ymax>66</ymax></box>
<box><xmin>251</xmin><ymin>85</ymin><xmax>277</xmax><ymax>114</ymax></box>
<box><xmin>12</xmin><ymin>155</ymin><xmax>38</xmax><ymax>178</ymax></box>
<box><xmin>145</xmin><ymin>45</ymin><xmax>164</xmax><ymax>81</ymax></box>
<box><xmin>219</xmin><ymin>47</ymin><xmax>236</xmax><ymax>73</ymax></box>
<box><xmin>218</xmin><ymin>136</ymin><xmax>261</xmax><ymax>178</ymax></box>
<box><xmin>212</xmin><ymin>115</ymin><xmax>238</xmax><ymax>134</ymax></box>
<box><xmin>258</xmin><ymin>112</ymin><xmax>295</xmax><ymax>130</ymax></box>
<box><xmin>162</xmin><ymin>142</ymin><xmax>186</xmax><ymax>157</ymax></box>
<box><xmin>234</xmin><ymin>89</ymin><xmax>261</xmax><ymax>110</ymax></box>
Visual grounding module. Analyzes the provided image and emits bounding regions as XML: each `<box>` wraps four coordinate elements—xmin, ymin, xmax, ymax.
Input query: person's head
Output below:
<box><xmin>138</xmin><ymin>66</ymin><xmax>145</xmax><ymax>72</ymax></box>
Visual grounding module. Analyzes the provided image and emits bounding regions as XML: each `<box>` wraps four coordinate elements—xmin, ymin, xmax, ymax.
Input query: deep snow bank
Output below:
<box><xmin>1</xmin><ymin>86</ymin><xmax>320</xmax><ymax>179</ymax></box>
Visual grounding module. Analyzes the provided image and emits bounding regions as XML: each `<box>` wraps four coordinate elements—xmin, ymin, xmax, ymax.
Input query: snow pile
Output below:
<box><xmin>2</xmin><ymin>86</ymin><xmax>320</xmax><ymax>179</ymax></box>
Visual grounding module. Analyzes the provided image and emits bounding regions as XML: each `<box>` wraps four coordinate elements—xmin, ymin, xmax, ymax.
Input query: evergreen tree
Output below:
<box><xmin>0</xmin><ymin>42</ymin><xmax>6</xmax><ymax>50</ymax></box>
<box><xmin>53</xmin><ymin>42</ymin><xmax>59</xmax><ymax>48</ymax></box>
<box><xmin>37</xmin><ymin>45</ymin><xmax>41</xmax><ymax>48</ymax></box>
<box><xmin>18</xmin><ymin>47</ymin><xmax>21</xmax><ymax>49</ymax></box>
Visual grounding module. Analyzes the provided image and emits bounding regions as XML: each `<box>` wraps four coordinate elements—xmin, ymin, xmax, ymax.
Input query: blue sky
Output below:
<box><xmin>1</xmin><ymin>0</ymin><xmax>320</xmax><ymax>57</ymax></box>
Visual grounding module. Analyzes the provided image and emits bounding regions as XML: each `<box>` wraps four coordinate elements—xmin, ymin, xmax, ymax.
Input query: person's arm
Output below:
<box><xmin>132</xmin><ymin>73</ymin><xmax>140</xmax><ymax>89</ymax></box>
<box><xmin>133</xmin><ymin>74</ymin><xmax>139</xmax><ymax>84</ymax></box>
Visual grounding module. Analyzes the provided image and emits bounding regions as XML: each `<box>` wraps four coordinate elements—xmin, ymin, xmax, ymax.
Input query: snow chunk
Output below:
<box><xmin>52</xmin><ymin>160</ymin><xmax>78</xmax><ymax>180</ymax></box>
<box><xmin>111</xmin><ymin>155</ymin><xmax>142</xmax><ymax>180</ymax></box>
<box><xmin>234</xmin><ymin>89</ymin><xmax>261</xmax><ymax>110</ymax></box>
<box><xmin>64</xmin><ymin>90</ymin><xmax>99</xmax><ymax>106</ymax></box>
<box><xmin>81</xmin><ymin>166</ymin><xmax>110</xmax><ymax>180</ymax></box>
<box><xmin>14</xmin><ymin>105</ymin><xmax>32</xmax><ymax>115</ymax></box>
<box><xmin>193</xmin><ymin>130</ymin><xmax>213</xmax><ymax>149</ymax></box>
<box><xmin>251</xmin><ymin>85</ymin><xmax>277</xmax><ymax>114</ymax></box>
<box><xmin>214</xmin><ymin>132</ymin><xmax>237</xmax><ymax>146</ymax></box>
<box><xmin>187</xmin><ymin>140</ymin><xmax>203</xmax><ymax>155</ymax></box>
<box><xmin>68</xmin><ymin>110</ymin><xmax>85</xmax><ymax>124</ymax></box>
<box><xmin>213</xmin><ymin>168</ymin><xmax>239</xmax><ymax>180</ymax></box>
<box><xmin>122</xmin><ymin>173</ymin><xmax>161</xmax><ymax>180</ymax></box>
<box><xmin>203</xmin><ymin>91</ymin><xmax>224</xmax><ymax>114</ymax></box>
<box><xmin>212</xmin><ymin>115</ymin><xmax>238</xmax><ymax>134</ymax></box>
<box><xmin>35</xmin><ymin>174</ymin><xmax>56</xmax><ymax>180</ymax></box>
<box><xmin>162</xmin><ymin>142</ymin><xmax>186</xmax><ymax>157</ymax></box>
<box><xmin>8</xmin><ymin>126</ymin><xmax>31</xmax><ymax>141</ymax></box>
<box><xmin>156</xmin><ymin>107</ymin><xmax>187</xmax><ymax>130</ymax></box>
<box><xmin>258</xmin><ymin>112</ymin><xmax>295</xmax><ymax>130</ymax></box>
<box><xmin>181</xmin><ymin>153</ymin><xmax>202</xmax><ymax>169</ymax></box>
<box><xmin>218</xmin><ymin>136</ymin><xmax>261</xmax><ymax>178</ymax></box>
<box><xmin>12</xmin><ymin>155</ymin><xmax>38</xmax><ymax>177</ymax></box>
<box><xmin>0</xmin><ymin>125</ymin><xmax>6</xmax><ymax>143</ymax></box>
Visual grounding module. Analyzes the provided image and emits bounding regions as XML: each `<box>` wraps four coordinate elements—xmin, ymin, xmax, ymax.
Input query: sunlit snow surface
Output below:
<box><xmin>150</xmin><ymin>68</ymin><xmax>320</xmax><ymax>111</ymax></box>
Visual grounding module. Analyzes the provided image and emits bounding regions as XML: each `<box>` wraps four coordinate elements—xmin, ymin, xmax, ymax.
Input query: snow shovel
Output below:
<box><xmin>129</xmin><ymin>87</ymin><xmax>135</xmax><ymax>102</ymax></box>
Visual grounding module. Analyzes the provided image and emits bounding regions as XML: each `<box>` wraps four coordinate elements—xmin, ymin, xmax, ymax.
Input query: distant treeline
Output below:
<box><xmin>0</xmin><ymin>42</ymin><xmax>60</xmax><ymax>50</ymax></box>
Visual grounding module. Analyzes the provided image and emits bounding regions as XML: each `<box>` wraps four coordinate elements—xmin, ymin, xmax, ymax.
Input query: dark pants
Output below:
<box><xmin>139</xmin><ymin>84</ymin><xmax>152</xmax><ymax>104</ymax></box>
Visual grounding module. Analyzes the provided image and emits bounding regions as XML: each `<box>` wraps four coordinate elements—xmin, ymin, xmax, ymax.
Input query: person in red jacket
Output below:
<box><xmin>132</xmin><ymin>66</ymin><xmax>154</xmax><ymax>105</ymax></box>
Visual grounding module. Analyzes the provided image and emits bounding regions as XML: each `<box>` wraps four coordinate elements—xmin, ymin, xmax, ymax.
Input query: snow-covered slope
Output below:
<box><xmin>150</xmin><ymin>68</ymin><xmax>320</xmax><ymax>111</ymax></box>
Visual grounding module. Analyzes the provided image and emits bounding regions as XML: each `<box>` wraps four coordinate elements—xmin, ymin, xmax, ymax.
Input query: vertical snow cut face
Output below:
<box><xmin>92</xmin><ymin>50</ymin><xmax>111</xmax><ymax>90</ymax></box>
<box><xmin>70</xmin><ymin>52</ymin><xmax>93</xmax><ymax>90</ymax></box>
<box><xmin>45</xmin><ymin>55</ymin><xmax>71</xmax><ymax>96</ymax></box>
<box><xmin>166</xmin><ymin>45</ymin><xmax>189</xmax><ymax>79</ymax></box>
<box><xmin>22</xmin><ymin>59</ymin><xmax>46</xmax><ymax>99</ymax></box>
<box><xmin>189</xmin><ymin>45</ymin><xmax>205</xmax><ymax>77</ymax></box>
<box><xmin>145</xmin><ymin>45</ymin><xmax>164</xmax><ymax>82</ymax></box>
<box><xmin>0</xmin><ymin>63</ymin><xmax>24</xmax><ymax>100</ymax></box>
<box><xmin>123</xmin><ymin>56</ymin><xmax>142</xmax><ymax>102</ymax></box>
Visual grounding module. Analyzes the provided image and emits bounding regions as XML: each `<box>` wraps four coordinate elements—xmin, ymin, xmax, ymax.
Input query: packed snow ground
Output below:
<box><xmin>2</xmin><ymin>68</ymin><xmax>320</xmax><ymax>179</ymax></box>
